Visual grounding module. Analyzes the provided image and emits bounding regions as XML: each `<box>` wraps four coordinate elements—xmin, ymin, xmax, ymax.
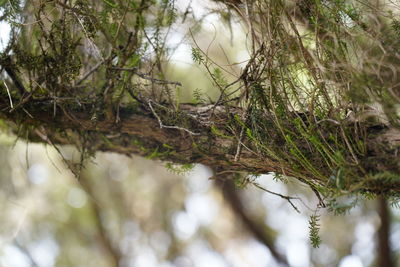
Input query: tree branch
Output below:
<box><xmin>377</xmin><ymin>197</ymin><xmax>393</xmax><ymax>267</ymax></box>
<box><xmin>0</xmin><ymin>94</ymin><xmax>400</xmax><ymax>194</ymax></box>
<box><xmin>79</xmin><ymin>173</ymin><xmax>122</xmax><ymax>267</ymax></box>
<box><xmin>215</xmin><ymin>178</ymin><xmax>289</xmax><ymax>266</ymax></box>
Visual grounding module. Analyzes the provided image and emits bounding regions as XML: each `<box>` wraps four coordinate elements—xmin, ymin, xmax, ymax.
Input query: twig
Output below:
<box><xmin>189</xmin><ymin>29</ymin><xmax>240</xmax><ymax>112</ymax></box>
<box><xmin>111</xmin><ymin>67</ymin><xmax>182</xmax><ymax>86</ymax></box>
<box><xmin>126</xmin><ymin>86</ymin><xmax>143</xmax><ymax>103</ymax></box>
<box><xmin>78</xmin><ymin>174</ymin><xmax>122</xmax><ymax>266</ymax></box>
<box><xmin>340</xmin><ymin>126</ymin><xmax>359</xmax><ymax>165</ymax></box>
<box><xmin>7</xmin><ymin>0</ymin><xmax>56</xmax><ymax>26</ymax></box>
<box><xmin>234</xmin><ymin>126</ymin><xmax>244</xmax><ymax>161</ymax></box>
<box><xmin>55</xmin><ymin>0</ymin><xmax>93</xmax><ymax>16</ymax></box>
<box><xmin>252</xmin><ymin>182</ymin><xmax>301</xmax><ymax>213</ymax></box>
<box><xmin>22</xmin><ymin>108</ymin><xmax>34</xmax><ymax>118</ymax></box>
<box><xmin>216</xmin><ymin>179</ymin><xmax>289</xmax><ymax>266</ymax></box>
<box><xmin>13</xmin><ymin>240</ymin><xmax>39</xmax><ymax>267</ymax></box>
<box><xmin>1</xmin><ymin>60</ymin><xmax>27</xmax><ymax>95</ymax></box>
<box><xmin>3</xmin><ymin>81</ymin><xmax>14</xmax><ymax>109</ymax></box>
<box><xmin>148</xmin><ymin>100</ymin><xmax>200</xmax><ymax>135</ymax></box>
<box><xmin>311</xmin><ymin>186</ymin><xmax>326</xmax><ymax>208</ymax></box>
<box><xmin>9</xmin><ymin>92</ymin><xmax>32</xmax><ymax>112</ymax></box>
<box><xmin>317</xmin><ymin>118</ymin><xmax>341</xmax><ymax>125</ymax></box>
<box><xmin>73</xmin><ymin>12</ymin><xmax>104</xmax><ymax>61</ymax></box>
<box><xmin>76</xmin><ymin>60</ymin><xmax>105</xmax><ymax>85</ymax></box>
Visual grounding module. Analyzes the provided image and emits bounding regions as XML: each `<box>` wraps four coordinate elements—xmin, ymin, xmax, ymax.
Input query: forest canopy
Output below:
<box><xmin>1</xmin><ymin>0</ymin><xmax>400</xmax><ymax>212</ymax></box>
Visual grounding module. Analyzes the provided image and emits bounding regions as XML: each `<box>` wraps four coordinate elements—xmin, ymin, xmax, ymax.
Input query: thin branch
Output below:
<box><xmin>13</xmin><ymin>240</ymin><xmax>39</xmax><ymax>267</ymax></box>
<box><xmin>234</xmin><ymin>126</ymin><xmax>244</xmax><ymax>161</ymax></box>
<box><xmin>216</xmin><ymin>179</ymin><xmax>289</xmax><ymax>266</ymax></box>
<box><xmin>126</xmin><ymin>86</ymin><xmax>143</xmax><ymax>104</ymax></box>
<box><xmin>6</xmin><ymin>0</ymin><xmax>57</xmax><ymax>26</ymax></box>
<box><xmin>148</xmin><ymin>100</ymin><xmax>200</xmax><ymax>135</ymax></box>
<box><xmin>9</xmin><ymin>92</ymin><xmax>32</xmax><ymax>112</ymax></box>
<box><xmin>3</xmin><ymin>81</ymin><xmax>14</xmax><ymax>109</ymax></box>
<box><xmin>252</xmin><ymin>182</ymin><xmax>301</xmax><ymax>213</ymax></box>
<box><xmin>22</xmin><ymin>108</ymin><xmax>34</xmax><ymax>118</ymax></box>
<box><xmin>110</xmin><ymin>67</ymin><xmax>182</xmax><ymax>86</ymax></box>
<box><xmin>73</xmin><ymin>12</ymin><xmax>104</xmax><ymax>61</ymax></box>
<box><xmin>76</xmin><ymin>60</ymin><xmax>105</xmax><ymax>85</ymax></box>
<box><xmin>54</xmin><ymin>1</ymin><xmax>92</xmax><ymax>19</ymax></box>
<box><xmin>79</xmin><ymin>174</ymin><xmax>122</xmax><ymax>267</ymax></box>
<box><xmin>1</xmin><ymin>58</ymin><xmax>27</xmax><ymax>95</ymax></box>
<box><xmin>316</xmin><ymin>119</ymin><xmax>341</xmax><ymax>125</ymax></box>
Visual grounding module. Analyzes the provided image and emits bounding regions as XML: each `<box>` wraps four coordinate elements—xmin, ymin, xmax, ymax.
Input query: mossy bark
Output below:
<box><xmin>1</xmin><ymin>94</ymin><xmax>399</xmax><ymax>195</ymax></box>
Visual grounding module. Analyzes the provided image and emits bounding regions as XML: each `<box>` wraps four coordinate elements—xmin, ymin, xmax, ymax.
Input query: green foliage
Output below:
<box><xmin>0</xmin><ymin>0</ymin><xmax>400</xmax><ymax>239</ymax></box>
<box><xmin>392</xmin><ymin>19</ymin><xmax>400</xmax><ymax>36</ymax></box>
<box><xmin>328</xmin><ymin>168</ymin><xmax>345</xmax><ymax>190</ymax></box>
<box><xmin>191</xmin><ymin>48</ymin><xmax>204</xmax><ymax>64</ymax></box>
<box><xmin>389</xmin><ymin>194</ymin><xmax>400</xmax><ymax>209</ymax></box>
<box><xmin>165</xmin><ymin>162</ymin><xmax>194</xmax><ymax>175</ymax></box>
<box><xmin>233</xmin><ymin>174</ymin><xmax>256</xmax><ymax>189</ymax></box>
<box><xmin>101</xmin><ymin>0</ymin><xmax>118</xmax><ymax>8</ymax></box>
<box><xmin>308</xmin><ymin>214</ymin><xmax>321</xmax><ymax>248</ymax></box>
<box><xmin>326</xmin><ymin>197</ymin><xmax>358</xmax><ymax>215</ymax></box>
<box><xmin>0</xmin><ymin>0</ymin><xmax>7</xmax><ymax>8</ymax></box>
<box><xmin>0</xmin><ymin>0</ymin><xmax>20</xmax><ymax>18</ymax></box>
<box><xmin>192</xmin><ymin>88</ymin><xmax>206</xmax><ymax>104</ymax></box>
<box><xmin>272</xmin><ymin>173</ymin><xmax>288</xmax><ymax>184</ymax></box>
<box><xmin>211</xmin><ymin>68</ymin><xmax>227</xmax><ymax>87</ymax></box>
<box><xmin>369</xmin><ymin>171</ymin><xmax>400</xmax><ymax>184</ymax></box>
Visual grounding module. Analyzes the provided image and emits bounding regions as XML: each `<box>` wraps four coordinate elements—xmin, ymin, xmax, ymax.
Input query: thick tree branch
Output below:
<box><xmin>0</xmin><ymin>97</ymin><xmax>291</xmax><ymax>174</ymax></box>
<box><xmin>0</xmin><ymin>94</ymin><xmax>400</xmax><ymax>193</ymax></box>
<box><xmin>0</xmin><ymin>0</ymin><xmax>399</xmax><ymax>198</ymax></box>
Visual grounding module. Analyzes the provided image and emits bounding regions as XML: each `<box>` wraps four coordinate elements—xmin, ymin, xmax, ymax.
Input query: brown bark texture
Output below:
<box><xmin>0</xmin><ymin>93</ymin><xmax>399</xmax><ymax>194</ymax></box>
<box><xmin>1</xmin><ymin>0</ymin><xmax>400</xmax><ymax>198</ymax></box>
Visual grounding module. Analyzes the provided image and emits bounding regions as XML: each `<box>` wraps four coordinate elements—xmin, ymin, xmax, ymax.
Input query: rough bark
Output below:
<box><xmin>0</xmin><ymin>0</ymin><xmax>399</xmax><ymax>198</ymax></box>
<box><xmin>1</xmin><ymin>94</ymin><xmax>399</xmax><ymax>194</ymax></box>
<box><xmin>0</xmin><ymin>97</ymin><xmax>285</xmax><ymax>173</ymax></box>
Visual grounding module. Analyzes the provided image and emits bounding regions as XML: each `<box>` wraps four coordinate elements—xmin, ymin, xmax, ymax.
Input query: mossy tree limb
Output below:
<box><xmin>1</xmin><ymin>0</ymin><xmax>400</xmax><ymax>202</ymax></box>
<box><xmin>0</xmin><ymin>91</ymin><xmax>399</xmax><ymax>195</ymax></box>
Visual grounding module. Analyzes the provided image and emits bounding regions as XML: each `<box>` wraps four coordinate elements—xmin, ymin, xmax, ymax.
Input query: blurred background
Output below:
<box><xmin>0</xmin><ymin>0</ymin><xmax>399</xmax><ymax>266</ymax></box>
<box><xmin>0</xmin><ymin>135</ymin><xmax>398</xmax><ymax>267</ymax></box>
